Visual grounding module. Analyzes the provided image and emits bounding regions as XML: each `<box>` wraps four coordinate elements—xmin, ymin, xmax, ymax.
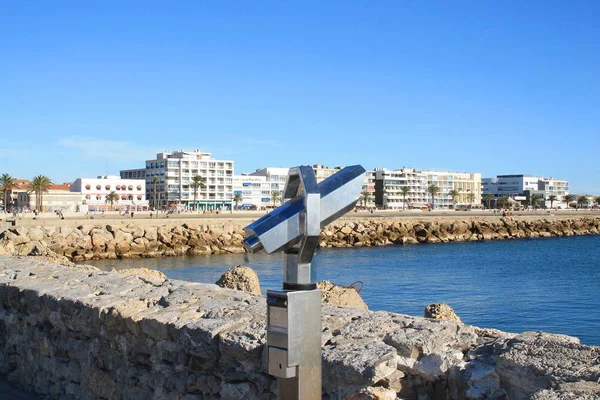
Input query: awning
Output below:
<box><xmin>242</xmin><ymin>204</ymin><xmax>253</xmax><ymax>207</ymax></box>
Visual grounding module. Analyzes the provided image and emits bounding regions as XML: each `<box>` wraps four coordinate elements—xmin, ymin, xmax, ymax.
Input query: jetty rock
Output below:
<box><xmin>0</xmin><ymin>216</ymin><xmax>599</xmax><ymax>261</ymax></box>
<box><xmin>425</xmin><ymin>303</ymin><xmax>462</xmax><ymax>324</ymax></box>
<box><xmin>318</xmin><ymin>280</ymin><xmax>368</xmax><ymax>310</ymax></box>
<box><xmin>1</xmin><ymin>255</ymin><xmax>599</xmax><ymax>399</ymax></box>
<box><xmin>215</xmin><ymin>264</ymin><xmax>261</xmax><ymax>295</ymax></box>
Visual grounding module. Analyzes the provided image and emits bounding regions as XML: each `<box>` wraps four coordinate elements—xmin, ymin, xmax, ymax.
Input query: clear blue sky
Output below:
<box><xmin>1</xmin><ymin>1</ymin><xmax>598</xmax><ymax>193</ymax></box>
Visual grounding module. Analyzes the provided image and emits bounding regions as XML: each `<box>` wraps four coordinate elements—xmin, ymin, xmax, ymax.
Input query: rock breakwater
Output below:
<box><xmin>0</xmin><ymin>216</ymin><xmax>599</xmax><ymax>261</ymax></box>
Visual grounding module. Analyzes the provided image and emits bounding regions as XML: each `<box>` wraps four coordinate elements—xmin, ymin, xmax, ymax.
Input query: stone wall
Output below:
<box><xmin>1</xmin><ymin>256</ymin><xmax>599</xmax><ymax>399</ymax></box>
<box><xmin>0</xmin><ymin>216</ymin><xmax>599</xmax><ymax>261</ymax></box>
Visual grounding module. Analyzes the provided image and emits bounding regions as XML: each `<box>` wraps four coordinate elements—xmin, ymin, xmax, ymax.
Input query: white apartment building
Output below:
<box><xmin>360</xmin><ymin>170</ymin><xmax>376</xmax><ymax>209</ymax></box>
<box><xmin>70</xmin><ymin>176</ymin><xmax>149</xmax><ymax>211</ymax></box>
<box><xmin>424</xmin><ymin>170</ymin><xmax>482</xmax><ymax>209</ymax></box>
<box><xmin>482</xmin><ymin>175</ymin><xmax>540</xmax><ymax>197</ymax></box>
<box><xmin>249</xmin><ymin>167</ymin><xmax>289</xmax><ymax>208</ymax></box>
<box><xmin>120</xmin><ymin>168</ymin><xmax>146</xmax><ymax>180</ymax></box>
<box><xmin>312</xmin><ymin>164</ymin><xmax>343</xmax><ymax>183</ymax></box>
<box><xmin>375</xmin><ymin>168</ymin><xmax>482</xmax><ymax>210</ymax></box>
<box><xmin>232</xmin><ymin>175</ymin><xmax>271</xmax><ymax>210</ymax></box>
<box><xmin>482</xmin><ymin>174</ymin><xmax>570</xmax><ymax>208</ymax></box>
<box><xmin>142</xmin><ymin>150</ymin><xmax>234</xmax><ymax>211</ymax></box>
<box><xmin>375</xmin><ymin>168</ymin><xmax>428</xmax><ymax>209</ymax></box>
<box><xmin>538</xmin><ymin>177</ymin><xmax>570</xmax><ymax>207</ymax></box>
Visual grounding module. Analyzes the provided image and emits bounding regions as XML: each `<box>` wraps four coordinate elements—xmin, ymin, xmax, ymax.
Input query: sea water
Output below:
<box><xmin>86</xmin><ymin>235</ymin><xmax>600</xmax><ymax>346</ymax></box>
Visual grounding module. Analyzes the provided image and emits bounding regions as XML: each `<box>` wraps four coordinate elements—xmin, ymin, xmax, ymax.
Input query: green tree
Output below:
<box><xmin>547</xmin><ymin>195</ymin><xmax>557</xmax><ymax>209</ymax></box>
<box><xmin>271</xmin><ymin>191</ymin><xmax>281</xmax><ymax>207</ymax></box>
<box><xmin>529</xmin><ymin>194</ymin><xmax>543</xmax><ymax>209</ymax></box>
<box><xmin>467</xmin><ymin>192</ymin><xmax>476</xmax><ymax>209</ymax></box>
<box><xmin>563</xmin><ymin>194</ymin><xmax>575</xmax><ymax>209</ymax></box>
<box><xmin>595</xmin><ymin>196</ymin><xmax>600</xmax><ymax>207</ymax></box>
<box><xmin>449</xmin><ymin>189</ymin><xmax>461</xmax><ymax>209</ymax></box>
<box><xmin>483</xmin><ymin>193</ymin><xmax>495</xmax><ymax>209</ymax></box>
<box><xmin>360</xmin><ymin>190</ymin><xmax>371</xmax><ymax>208</ymax></box>
<box><xmin>427</xmin><ymin>184</ymin><xmax>440</xmax><ymax>210</ymax></box>
<box><xmin>190</xmin><ymin>175</ymin><xmax>206</xmax><ymax>211</ymax></box>
<box><xmin>0</xmin><ymin>173</ymin><xmax>16</xmax><ymax>211</ymax></box>
<box><xmin>28</xmin><ymin>175</ymin><xmax>52</xmax><ymax>212</ymax></box>
<box><xmin>400</xmin><ymin>186</ymin><xmax>410</xmax><ymax>210</ymax></box>
<box><xmin>498</xmin><ymin>195</ymin><xmax>510</xmax><ymax>209</ymax></box>
<box><xmin>576</xmin><ymin>196</ymin><xmax>589</xmax><ymax>209</ymax></box>
<box><xmin>152</xmin><ymin>176</ymin><xmax>159</xmax><ymax>214</ymax></box>
<box><xmin>105</xmin><ymin>191</ymin><xmax>119</xmax><ymax>210</ymax></box>
<box><xmin>233</xmin><ymin>192</ymin><xmax>243</xmax><ymax>210</ymax></box>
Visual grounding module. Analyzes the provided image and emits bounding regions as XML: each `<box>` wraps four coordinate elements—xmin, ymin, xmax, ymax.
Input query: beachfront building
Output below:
<box><xmin>374</xmin><ymin>168</ymin><xmax>428</xmax><ymax>210</ymax></box>
<box><xmin>248</xmin><ymin>167</ymin><xmax>289</xmax><ymax>208</ymax></box>
<box><xmin>139</xmin><ymin>150</ymin><xmax>234</xmax><ymax>211</ymax></box>
<box><xmin>120</xmin><ymin>168</ymin><xmax>146</xmax><ymax>180</ymax></box>
<box><xmin>538</xmin><ymin>177</ymin><xmax>570</xmax><ymax>208</ymax></box>
<box><xmin>313</xmin><ymin>164</ymin><xmax>343</xmax><ymax>183</ymax></box>
<box><xmin>482</xmin><ymin>174</ymin><xmax>570</xmax><ymax>208</ymax></box>
<box><xmin>1</xmin><ymin>179</ymin><xmax>30</xmax><ymax>211</ymax></box>
<box><xmin>70</xmin><ymin>176</ymin><xmax>149</xmax><ymax>212</ymax></box>
<box><xmin>375</xmin><ymin>168</ymin><xmax>482</xmax><ymax>210</ymax></box>
<box><xmin>232</xmin><ymin>175</ymin><xmax>271</xmax><ymax>210</ymax></box>
<box><xmin>17</xmin><ymin>182</ymin><xmax>81</xmax><ymax>212</ymax></box>
<box><xmin>423</xmin><ymin>170</ymin><xmax>482</xmax><ymax>209</ymax></box>
<box><xmin>360</xmin><ymin>170</ymin><xmax>376</xmax><ymax>209</ymax></box>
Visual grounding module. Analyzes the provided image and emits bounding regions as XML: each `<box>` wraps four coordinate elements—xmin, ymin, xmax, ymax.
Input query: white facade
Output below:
<box><xmin>360</xmin><ymin>170</ymin><xmax>376</xmax><ymax>208</ymax></box>
<box><xmin>538</xmin><ymin>177</ymin><xmax>570</xmax><ymax>208</ymax></box>
<box><xmin>482</xmin><ymin>175</ymin><xmax>540</xmax><ymax>196</ymax></box>
<box><xmin>375</xmin><ymin>168</ymin><xmax>482</xmax><ymax>209</ymax></box>
<box><xmin>120</xmin><ymin>168</ymin><xmax>146</xmax><ymax>180</ymax></box>
<box><xmin>232</xmin><ymin>175</ymin><xmax>271</xmax><ymax>210</ymax></box>
<box><xmin>70</xmin><ymin>176</ymin><xmax>149</xmax><ymax>211</ymax></box>
<box><xmin>143</xmin><ymin>150</ymin><xmax>234</xmax><ymax>210</ymax></box>
<box><xmin>375</xmin><ymin>168</ymin><xmax>428</xmax><ymax>209</ymax></box>
<box><xmin>312</xmin><ymin>164</ymin><xmax>343</xmax><ymax>183</ymax></box>
<box><xmin>424</xmin><ymin>170</ymin><xmax>482</xmax><ymax>209</ymax></box>
<box><xmin>249</xmin><ymin>167</ymin><xmax>290</xmax><ymax>208</ymax></box>
<box><xmin>482</xmin><ymin>174</ymin><xmax>570</xmax><ymax>208</ymax></box>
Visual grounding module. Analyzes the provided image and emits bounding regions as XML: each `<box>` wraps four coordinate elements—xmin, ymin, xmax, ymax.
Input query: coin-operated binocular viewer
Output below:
<box><xmin>243</xmin><ymin>165</ymin><xmax>366</xmax><ymax>400</ymax></box>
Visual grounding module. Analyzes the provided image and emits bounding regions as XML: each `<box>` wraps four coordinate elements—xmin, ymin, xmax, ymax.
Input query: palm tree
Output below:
<box><xmin>498</xmin><ymin>195</ymin><xmax>510</xmax><ymax>209</ymax></box>
<box><xmin>449</xmin><ymin>189</ymin><xmax>460</xmax><ymax>209</ymax></box>
<box><xmin>233</xmin><ymin>192</ymin><xmax>243</xmax><ymax>210</ymax></box>
<box><xmin>576</xmin><ymin>196</ymin><xmax>589</xmax><ymax>210</ymax></box>
<box><xmin>427</xmin><ymin>184</ymin><xmax>440</xmax><ymax>210</ymax></box>
<box><xmin>563</xmin><ymin>194</ymin><xmax>575</xmax><ymax>209</ymax></box>
<box><xmin>105</xmin><ymin>191</ymin><xmax>119</xmax><ymax>211</ymax></box>
<box><xmin>271</xmin><ymin>191</ymin><xmax>281</xmax><ymax>208</ymax></box>
<box><xmin>360</xmin><ymin>190</ymin><xmax>371</xmax><ymax>208</ymax></box>
<box><xmin>466</xmin><ymin>192</ymin><xmax>476</xmax><ymax>210</ymax></box>
<box><xmin>0</xmin><ymin>173</ymin><xmax>16</xmax><ymax>211</ymax></box>
<box><xmin>190</xmin><ymin>175</ymin><xmax>206</xmax><ymax>211</ymax></box>
<box><xmin>399</xmin><ymin>186</ymin><xmax>410</xmax><ymax>210</ymax></box>
<box><xmin>548</xmin><ymin>195</ymin><xmax>558</xmax><ymax>209</ymax></box>
<box><xmin>28</xmin><ymin>175</ymin><xmax>52</xmax><ymax>212</ymax></box>
<box><xmin>152</xmin><ymin>176</ymin><xmax>159</xmax><ymax>212</ymax></box>
<box><xmin>483</xmin><ymin>193</ymin><xmax>495</xmax><ymax>209</ymax></box>
<box><xmin>529</xmin><ymin>194</ymin><xmax>543</xmax><ymax>209</ymax></box>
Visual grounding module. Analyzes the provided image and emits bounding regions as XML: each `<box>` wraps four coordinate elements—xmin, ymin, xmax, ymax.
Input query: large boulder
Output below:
<box><xmin>424</xmin><ymin>303</ymin><xmax>462</xmax><ymax>324</ymax></box>
<box><xmin>216</xmin><ymin>265</ymin><xmax>261</xmax><ymax>295</ymax></box>
<box><xmin>318</xmin><ymin>280</ymin><xmax>368</xmax><ymax>310</ymax></box>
